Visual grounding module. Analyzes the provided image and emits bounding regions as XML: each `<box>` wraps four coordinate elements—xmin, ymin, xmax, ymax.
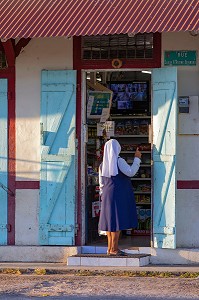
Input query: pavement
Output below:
<box><xmin>0</xmin><ymin>262</ymin><xmax>199</xmax><ymax>276</ymax></box>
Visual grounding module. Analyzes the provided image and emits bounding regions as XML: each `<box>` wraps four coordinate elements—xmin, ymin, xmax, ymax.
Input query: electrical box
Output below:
<box><xmin>178</xmin><ymin>96</ymin><xmax>199</xmax><ymax>134</ymax></box>
<box><xmin>178</xmin><ymin>96</ymin><xmax>189</xmax><ymax>113</ymax></box>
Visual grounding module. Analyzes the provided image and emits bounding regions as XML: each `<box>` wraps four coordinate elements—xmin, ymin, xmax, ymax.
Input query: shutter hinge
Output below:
<box><xmin>6</xmin><ymin>224</ymin><xmax>12</xmax><ymax>232</ymax></box>
<box><xmin>75</xmin><ymin>223</ymin><xmax>79</xmax><ymax>235</ymax></box>
<box><xmin>76</xmin><ymin>84</ymin><xmax>80</xmax><ymax>92</ymax></box>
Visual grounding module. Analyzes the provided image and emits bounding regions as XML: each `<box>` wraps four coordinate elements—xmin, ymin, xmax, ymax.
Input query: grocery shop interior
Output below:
<box><xmin>85</xmin><ymin>70</ymin><xmax>152</xmax><ymax>248</ymax></box>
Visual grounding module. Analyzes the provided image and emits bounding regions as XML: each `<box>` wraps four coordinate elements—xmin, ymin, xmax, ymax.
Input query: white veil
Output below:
<box><xmin>101</xmin><ymin>139</ymin><xmax>121</xmax><ymax>178</ymax></box>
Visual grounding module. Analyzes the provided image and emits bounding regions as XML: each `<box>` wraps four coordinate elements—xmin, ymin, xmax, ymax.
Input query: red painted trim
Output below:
<box><xmin>15</xmin><ymin>181</ymin><xmax>40</xmax><ymax>189</ymax></box>
<box><xmin>15</xmin><ymin>38</ymin><xmax>31</xmax><ymax>57</ymax></box>
<box><xmin>75</xmin><ymin>33</ymin><xmax>161</xmax><ymax>70</ymax></box>
<box><xmin>2</xmin><ymin>40</ymin><xmax>15</xmax><ymax>67</ymax></box>
<box><xmin>73</xmin><ymin>43</ymin><xmax>82</xmax><ymax>245</ymax></box>
<box><xmin>7</xmin><ymin>67</ymin><xmax>16</xmax><ymax>245</ymax></box>
<box><xmin>177</xmin><ymin>180</ymin><xmax>199</xmax><ymax>189</ymax></box>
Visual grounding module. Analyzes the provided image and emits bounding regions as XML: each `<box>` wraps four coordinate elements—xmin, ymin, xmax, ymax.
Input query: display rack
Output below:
<box><xmin>110</xmin><ymin>115</ymin><xmax>152</xmax><ymax>236</ymax></box>
<box><xmin>86</xmin><ymin>114</ymin><xmax>152</xmax><ymax>240</ymax></box>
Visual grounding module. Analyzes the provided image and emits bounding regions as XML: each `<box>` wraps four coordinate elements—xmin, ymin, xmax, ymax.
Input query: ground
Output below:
<box><xmin>0</xmin><ymin>274</ymin><xmax>198</xmax><ymax>299</ymax></box>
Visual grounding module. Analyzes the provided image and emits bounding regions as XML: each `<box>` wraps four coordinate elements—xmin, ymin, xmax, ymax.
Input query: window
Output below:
<box><xmin>82</xmin><ymin>33</ymin><xmax>153</xmax><ymax>60</ymax></box>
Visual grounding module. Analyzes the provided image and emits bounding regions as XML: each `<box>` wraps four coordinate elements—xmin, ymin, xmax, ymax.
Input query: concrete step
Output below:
<box><xmin>81</xmin><ymin>246</ymin><xmax>151</xmax><ymax>255</ymax></box>
<box><xmin>67</xmin><ymin>253</ymin><xmax>150</xmax><ymax>267</ymax></box>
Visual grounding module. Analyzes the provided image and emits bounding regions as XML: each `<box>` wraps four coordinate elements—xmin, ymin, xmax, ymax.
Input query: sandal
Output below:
<box><xmin>110</xmin><ymin>249</ymin><xmax>127</xmax><ymax>256</ymax></box>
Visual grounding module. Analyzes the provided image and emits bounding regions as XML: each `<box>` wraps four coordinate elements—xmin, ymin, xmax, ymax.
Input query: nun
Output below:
<box><xmin>98</xmin><ymin>139</ymin><xmax>141</xmax><ymax>256</ymax></box>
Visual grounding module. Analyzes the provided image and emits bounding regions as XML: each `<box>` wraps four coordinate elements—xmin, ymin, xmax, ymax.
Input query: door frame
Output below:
<box><xmin>81</xmin><ymin>68</ymin><xmax>153</xmax><ymax>245</ymax></box>
<box><xmin>73</xmin><ymin>34</ymin><xmax>161</xmax><ymax>245</ymax></box>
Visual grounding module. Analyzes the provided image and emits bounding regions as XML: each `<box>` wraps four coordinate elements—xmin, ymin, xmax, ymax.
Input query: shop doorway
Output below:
<box><xmin>85</xmin><ymin>70</ymin><xmax>152</xmax><ymax>248</ymax></box>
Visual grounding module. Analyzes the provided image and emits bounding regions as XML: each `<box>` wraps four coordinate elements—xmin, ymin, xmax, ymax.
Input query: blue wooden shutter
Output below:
<box><xmin>152</xmin><ymin>67</ymin><xmax>177</xmax><ymax>249</ymax></box>
<box><xmin>0</xmin><ymin>79</ymin><xmax>8</xmax><ymax>245</ymax></box>
<box><xmin>40</xmin><ymin>70</ymin><xmax>77</xmax><ymax>245</ymax></box>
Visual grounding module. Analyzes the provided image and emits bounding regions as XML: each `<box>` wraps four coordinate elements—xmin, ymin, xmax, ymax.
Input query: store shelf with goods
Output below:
<box><xmin>113</xmin><ymin>135</ymin><xmax>149</xmax><ymax>138</ymax></box>
<box><xmin>86</xmin><ymin>111</ymin><xmax>152</xmax><ymax>239</ymax></box>
<box><xmin>134</xmin><ymin>191</ymin><xmax>151</xmax><ymax>194</ymax></box>
<box><xmin>110</xmin><ymin>115</ymin><xmax>151</xmax><ymax>120</ymax></box>
<box><xmin>121</xmin><ymin>151</ymin><xmax>151</xmax><ymax>154</ymax></box>
<box><xmin>132</xmin><ymin>229</ymin><xmax>151</xmax><ymax>236</ymax></box>
<box><xmin>131</xmin><ymin>178</ymin><xmax>151</xmax><ymax>181</ymax></box>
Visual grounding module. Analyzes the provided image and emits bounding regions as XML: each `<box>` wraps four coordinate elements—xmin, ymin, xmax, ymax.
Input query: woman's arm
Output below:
<box><xmin>99</xmin><ymin>164</ymin><xmax>104</xmax><ymax>195</ymax></box>
<box><xmin>118</xmin><ymin>157</ymin><xmax>141</xmax><ymax>177</ymax></box>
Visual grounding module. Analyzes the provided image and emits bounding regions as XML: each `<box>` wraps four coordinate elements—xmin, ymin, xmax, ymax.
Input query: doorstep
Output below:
<box><xmin>67</xmin><ymin>253</ymin><xmax>151</xmax><ymax>267</ymax></box>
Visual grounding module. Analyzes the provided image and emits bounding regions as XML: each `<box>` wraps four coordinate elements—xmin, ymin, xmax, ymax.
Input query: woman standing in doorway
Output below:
<box><xmin>98</xmin><ymin>139</ymin><xmax>141</xmax><ymax>256</ymax></box>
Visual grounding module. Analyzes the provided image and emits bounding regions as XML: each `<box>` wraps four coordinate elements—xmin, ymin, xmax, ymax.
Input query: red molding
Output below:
<box><xmin>2</xmin><ymin>40</ymin><xmax>15</xmax><ymax>67</ymax></box>
<box><xmin>73</xmin><ymin>42</ymin><xmax>82</xmax><ymax>245</ymax></box>
<box><xmin>74</xmin><ymin>33</ymin><xmax>161</xmax><ymax>70</ymax></box>
<box><xmin>15</xmin><ymin>181</ymin><xmax>40</xmax><ymax>189</ymax></box>
<box><xmin>15</xmin><ymin>38</ymin><xmax>31</xmax><ymax>57</ymax></box>
<box><xmin>177</xmin><ymin>181</ymin><xmax>199</xmax><ymax>189</ymax></box>
<box><xmin>7</xmin><ymin>67</ymin><xmax>16</xmax><ymax>245</ymax></box>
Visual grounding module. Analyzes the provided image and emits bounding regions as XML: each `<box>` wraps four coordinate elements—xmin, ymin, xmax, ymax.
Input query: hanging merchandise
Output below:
<box><xmin>87</xmin><ymin>91</ymin><xmax>112</xmax><ymax>120</ymax></box>
<box><xmin>97</xmin><ymin>121</ymin><xmax>115</xmax><ymax>139</ymax></box>
<box><xmin>96</xmin><ymin>138</ymin><xmax>105</xmax><ymax>160</ymax></box>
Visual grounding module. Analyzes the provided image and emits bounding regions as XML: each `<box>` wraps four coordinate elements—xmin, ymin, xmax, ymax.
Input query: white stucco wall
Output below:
<box><xmin>15</xmin><ymin>33</ymin><xmax>199</xmax><ymax>248</ymax></box>
<box><xmin>162</xmin><ymin>32</ymin><xmax>199</xmax><ymax>247</ymax></box>
<box><xmin>15</xmin><ymin>37</ymin><xmax>73</xmax><ymax>245</ymax></box>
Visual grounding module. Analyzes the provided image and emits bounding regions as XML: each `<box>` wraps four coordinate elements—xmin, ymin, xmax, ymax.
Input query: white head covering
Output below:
<box><xmin>101</xmin><ymin>139</ymin><xmax>121</xmax><ymax>178</ymax></box>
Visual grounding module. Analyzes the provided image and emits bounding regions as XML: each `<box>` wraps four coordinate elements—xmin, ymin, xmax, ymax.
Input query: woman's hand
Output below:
<box><xmin>134</xmin><ymin>147</ymin><xmax>142</xmax><ymax>159</ymax></box>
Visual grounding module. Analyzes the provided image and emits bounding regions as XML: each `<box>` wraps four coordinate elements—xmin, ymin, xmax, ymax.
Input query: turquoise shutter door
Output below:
<box><xmin>0</xmin><ymin>79</ymin><xmax>8</xmax><ymax>245</ymax></box>
<box><xmin>152</xmin><ymin>67</ymin><xmax>177</xmax><ymax>249</ymax></box>
<box><xmin>40</xmin><ymin>70</ymin><xmax>77</xmax><ymax>245</ymax></box>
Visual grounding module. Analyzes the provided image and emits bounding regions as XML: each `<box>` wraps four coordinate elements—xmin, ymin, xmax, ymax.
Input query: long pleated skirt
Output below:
<box><xmin>98</xmin><ymin>169</ymin><xmax>138</xmax><ymax>232</ymax></box>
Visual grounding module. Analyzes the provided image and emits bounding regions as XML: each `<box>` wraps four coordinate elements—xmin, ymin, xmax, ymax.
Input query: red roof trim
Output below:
<box><xmin>0</xmin><ymin>0</ymin><xmax>198</xmax><ymax>39</ymax></box>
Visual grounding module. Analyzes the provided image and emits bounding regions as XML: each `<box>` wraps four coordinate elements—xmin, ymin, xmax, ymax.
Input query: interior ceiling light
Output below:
<box><xmin>141</xmin><ymin>70</ymin><xmax>152</xmax><ymax>74</ymax></box>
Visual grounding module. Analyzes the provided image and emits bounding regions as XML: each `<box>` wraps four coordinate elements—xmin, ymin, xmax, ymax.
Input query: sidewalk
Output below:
<box><xmin>0</xmin><ymin>262</ymin><xmax>199</xmax><ymax>276</ymax></box>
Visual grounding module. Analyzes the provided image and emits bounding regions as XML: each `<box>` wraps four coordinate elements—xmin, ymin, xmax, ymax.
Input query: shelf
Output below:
<box><xmin>136</xmin><ymin>202</ymin><xmax>151</xmax><ymax>205</ymax></box>
<box><xmin>110</xmin><ymin>115</ymin><xmax>151</xmax><ymax>119</ymax></box>
<box><xmin>132</xmin><ymin>229</ymin><xmax>150</xmax><ymax>236</ymax></box>
<box><xmin>134</xmin><ymin>191</ymin><xmax>151</xmax><ymax>194</ymax></box>
<box><xmin>112</xmin><ymin>135</ymin><xmax>149</xmax><ymax>138</ymax></box>
<box><xmin>120</xmin><ymin>151</ymin><xmax>151</xmax><ymax>154</ymax></box>
<box><xmin>131</xmin><ymin>178</ymin><xmax>151</xmax><ymax>180</ymax></box>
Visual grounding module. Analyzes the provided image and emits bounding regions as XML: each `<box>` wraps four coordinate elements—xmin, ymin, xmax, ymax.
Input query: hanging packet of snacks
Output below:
<box><xmin>97</xmin><ymin>121</ymin><xmax>115</xmax><ymax>138</ymax></box>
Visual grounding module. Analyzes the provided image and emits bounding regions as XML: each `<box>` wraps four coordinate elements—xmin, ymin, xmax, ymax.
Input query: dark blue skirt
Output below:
<box><xmin>98</xmin><ymin>169</ymin><xmax>138</xmax><ymax>232</ymax></box>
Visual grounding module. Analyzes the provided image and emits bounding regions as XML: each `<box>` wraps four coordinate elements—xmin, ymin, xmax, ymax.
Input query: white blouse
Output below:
<box><xmin>99</xmin><ymin>157</ymin><xmax>141</xmax><ymax>194</ymax></box>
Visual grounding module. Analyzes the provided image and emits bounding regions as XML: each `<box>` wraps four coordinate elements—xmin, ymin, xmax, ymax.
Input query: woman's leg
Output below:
<box><xmin>110</xmin><ymin>231</ymin><xmax>120</xmax><ymax>253</ymax></box>
<box><xmin>106</xmin><ymin>231</ymin><xmax>112</xmax><ymax>254</ymax></box>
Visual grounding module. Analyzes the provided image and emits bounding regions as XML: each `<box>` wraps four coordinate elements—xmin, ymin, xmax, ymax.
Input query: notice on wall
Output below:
<box><xmin>87</xmin><ymin>91</ymin><xmax>112</xmax><ymax>119</ymax></box>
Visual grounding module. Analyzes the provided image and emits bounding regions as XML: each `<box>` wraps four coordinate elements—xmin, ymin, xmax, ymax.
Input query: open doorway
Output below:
<box><xmin>85</xmin><ymin>70</ymin><xmax>152</xmax><ymax>248</ymax></box>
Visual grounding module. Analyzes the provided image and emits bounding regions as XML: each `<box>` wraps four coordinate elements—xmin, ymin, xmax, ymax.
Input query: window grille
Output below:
<box><xmin>82</xmin><ymin>33</ymin><xmax>153</xmax><ymax>60</ymax></box>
